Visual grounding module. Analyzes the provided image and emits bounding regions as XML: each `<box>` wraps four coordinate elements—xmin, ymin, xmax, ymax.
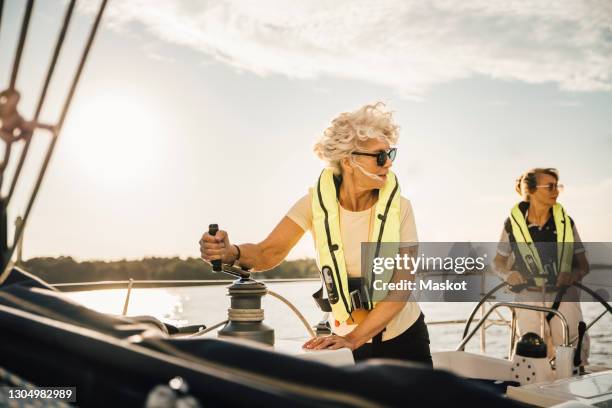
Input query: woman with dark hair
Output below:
<box><xmin>493</xmin><ymin>168</ymin><xmax>590</xmax><ymax>364</ymax></box>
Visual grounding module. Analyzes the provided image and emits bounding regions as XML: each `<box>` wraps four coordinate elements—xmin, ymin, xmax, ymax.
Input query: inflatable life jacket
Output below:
<box><xmin>310</xmin><ymin>168</ymin><xmax>400</xmax><ymax>323</ymax></box>
<box><xmin>509</xmin><ymin>202</ymin><xmax>574</xmax><ymax>286</ymax></box>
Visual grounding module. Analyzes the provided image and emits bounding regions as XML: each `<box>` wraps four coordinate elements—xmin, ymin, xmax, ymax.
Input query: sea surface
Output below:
<box><xmin>66</xmin><ymin>280</ymin><xmax>611</xmax><ymax>366</ymax></box>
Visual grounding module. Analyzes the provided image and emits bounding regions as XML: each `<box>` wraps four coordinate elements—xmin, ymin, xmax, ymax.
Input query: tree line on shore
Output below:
<box><xmin>21</xmin><ymin>256</ymin><xmax>611</xmax><ymax>285</ymax></box>
<box><xmin>22</xmin><ymin>257</ymin><xmax>319</xmax><ymax>283</ymax></box>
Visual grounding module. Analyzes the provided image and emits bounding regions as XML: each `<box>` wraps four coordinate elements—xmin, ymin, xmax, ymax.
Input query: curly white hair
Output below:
<box><xmin>313</xmin><ymin>102</ymin><xmax>399</xmax><ymax>175</ymax></box>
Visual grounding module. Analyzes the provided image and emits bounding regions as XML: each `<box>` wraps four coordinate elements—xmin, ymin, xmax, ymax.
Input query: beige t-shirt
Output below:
<box><xmin>286</xmin><ymin>192</ymin><xmax>421</xmax><ymax>341</ymax></box>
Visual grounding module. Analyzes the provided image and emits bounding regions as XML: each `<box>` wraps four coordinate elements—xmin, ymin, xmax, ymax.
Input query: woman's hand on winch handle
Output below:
<box><xmin>200</xmin><ymin>229</ymin><xmax>237</xmax><ymax>265</ymax></box>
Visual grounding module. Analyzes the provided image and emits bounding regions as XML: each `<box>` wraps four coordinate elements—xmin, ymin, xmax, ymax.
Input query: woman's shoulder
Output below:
<box><xmin>291</xmin><ymin>193</ymin><xmax>312</xmax><ymax>214</ymax></box>
<box><xmin>398</xmin><ymin>195</ymin><xmax>418</xmax><ymax>242</ymax></box>
<box><xmin>286</xmin><ymin>193</ymin><xmax>313</xmax><ymax>231</ymax></box>
<box><xmin>399</xmin><ymin>195</ymin><xmax>414</xmax><ymax>212</ymax></box>
<box><xmin>398</xmin><ymin>195</ymin><xmax>416</xmax><ymax>225</ymax></box>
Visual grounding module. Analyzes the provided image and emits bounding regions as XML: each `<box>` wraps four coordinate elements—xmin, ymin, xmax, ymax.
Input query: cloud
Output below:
<box><xmin>83</xmin><ymin>0</ymin><xmax>612</xmax><ymax>95</ymax></box>
<box><xmin>146</xmin><ymin>52</ymin><xmax>176</xmax><ymax>64</ymax></box>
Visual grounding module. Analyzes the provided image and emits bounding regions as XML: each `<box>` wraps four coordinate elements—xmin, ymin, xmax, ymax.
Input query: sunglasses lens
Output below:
<box><xmin>546</xmin><ymin>183</ymin><xmax>565</xmax><ymax>192</ymax></box>
<box><xmin>375</xmin><ymin>149</ymin><xmax>397</xmax><ymax>166</ymax></box>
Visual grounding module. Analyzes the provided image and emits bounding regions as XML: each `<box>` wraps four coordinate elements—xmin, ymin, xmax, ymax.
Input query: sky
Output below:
<box><xmin>1</xmin><ymin>0</ymin><xmax>611</xmax><ymax>262</ymax></box>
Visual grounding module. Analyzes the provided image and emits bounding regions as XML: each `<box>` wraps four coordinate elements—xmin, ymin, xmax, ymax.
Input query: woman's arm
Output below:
<box><xmin>558</xmin><ymin>221</ymin><xmax>589</xmax><ymax>286</ymax></box>
<box><xmin>343</xmin><ymin>299</ymin><xmax>406</xmax><ymax>350</ymax></box>
<box><xmin>493</xmin><ymin>253</ymin><xmax>526</xmax><ymax>286</ymax></box>
<box><xmin>493</xmin><ymin>224</ymin><xmax>526</xmax><ymax>286</ymax></box>
<box><xmin>236</xmin><ymin>217</ymin><xmax>305</xmax><ymax>271</ymax></box>
<box><xmin>558</xmin><ymin>251</ymin><xmax>590</xmax><ymax>286</ymax></box>
<box><xmin>343</xmin><ymin>246</ymin><xmax>416</xmax><ymax>349</ymax></box>
<box><xmin>200</xmin><ymin>216</ymin><xmax>305</xmax><ymax>272</ymax></box>
<box><xmin>304</xmin><ymin>246</ymin><xmax>416</xmax><ymax>351</ymax></box>
<box><xmin>574</xmin><ymin>252</ymin><xmax>590</xmax><ymax>280</ymax></box>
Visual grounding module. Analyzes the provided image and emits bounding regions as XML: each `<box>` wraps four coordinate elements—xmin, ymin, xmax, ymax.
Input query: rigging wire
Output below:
<box><xmin>13</xmin><ymin>0</ymin><xmax>108</xmax><ymax>259</ymax></box>
<box><xmin>6</xmin><ymin>0</ymin><xmax>77</xmax><ymax>204</ymax></box>
<box><xmin>9</xmin><ymin>0</ymin><xmax>34</xmax><ymax>90</ymax></box>
<box><xmin>0</xmin><ymin>0</ymin><xmax>108</xmax><ymax>284</ymax></box>
<box><xmin>0</xmin><ymin>0</ymin><xmax>4</xmax><ymax>40</ymax></box>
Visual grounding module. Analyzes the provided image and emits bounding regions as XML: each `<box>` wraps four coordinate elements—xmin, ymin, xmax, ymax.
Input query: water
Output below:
<box><xmin>66</xmin><ymin>280</ymin><xmax>611</xmax><ymax>366</ymax></box>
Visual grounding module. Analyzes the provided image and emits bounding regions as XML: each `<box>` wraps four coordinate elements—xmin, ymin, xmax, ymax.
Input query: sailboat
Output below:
<box><xmin>1</xmin><ymin>1</ymin><xmax>610</xmax><ymax>407</ymax></box>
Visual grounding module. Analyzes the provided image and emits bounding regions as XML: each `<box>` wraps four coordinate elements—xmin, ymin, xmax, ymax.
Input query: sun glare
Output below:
<box><xmin>65</xmin><ymin>288</ymin><xmax>186</xmax><ymax>326</ymax></box>
<box><xmin>63</xmin><ymin>92</ymin><xmax>162</xmax><ymax>185</ymax></box>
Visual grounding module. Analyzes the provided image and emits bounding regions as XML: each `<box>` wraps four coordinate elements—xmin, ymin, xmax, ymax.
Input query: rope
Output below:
<box><xmin>266</xmin><ymin>289</ymin><xmax>316</xmax><ymax>338</ymax></box>
<box><xmin>188</xmin><ymin>320</ymin><xmax>228</xmax><ymax>337</ymax></box>
<box><xmin>227</xmin><ymin>308</ymin><xmax>264</xmax><ymax>322</ymax></box>
<box><xmin>189</xmin><ymin>289</ymin><xmax>315</xmax><ymax>338</ymax></box>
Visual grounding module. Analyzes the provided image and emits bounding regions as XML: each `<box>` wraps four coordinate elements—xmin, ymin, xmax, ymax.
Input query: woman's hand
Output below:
<box><xmin>199</xmin><ymin>229</ymin><xmax>237</xmax><ymax>265</ymax></box>
<box><xmin>506</xmin><ymin>271</ymin><xmax>526</xmax><ymax>286</ymax></box>
<box><xmin>302</xmin><ymin>335</ymin><xmax>356</xmax><ymax>351</ymax></box>
<box><xmin>556</xmin><ymin>271</ymin><xmax>574</xmax><ymax>287</ymax></box>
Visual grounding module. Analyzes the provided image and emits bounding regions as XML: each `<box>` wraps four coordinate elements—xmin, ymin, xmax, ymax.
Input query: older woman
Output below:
<box><xmin>493</xmin><ymin>168</ymin><xmax>590</xmax><ymax>364</ymax></box>
<box><xmin>200</xmin><ymin>102</ymin><xmax>432</xmax><ymax>365</ymax></box>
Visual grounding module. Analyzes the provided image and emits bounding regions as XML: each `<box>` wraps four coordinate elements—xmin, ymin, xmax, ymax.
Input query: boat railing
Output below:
<box><xmin>456</xmin><ymin>302</ymin><xmax>570</xmax><ymax>358</ymax></box>
<box><xmin>51</xmin><ymin>278</ymin><xmax>320</xmax><ymax>291</ymax></box>
<box><xmin>450</xmin><ymin>271</ymin><xmax>612</xmax><ymax>358</ymax></box>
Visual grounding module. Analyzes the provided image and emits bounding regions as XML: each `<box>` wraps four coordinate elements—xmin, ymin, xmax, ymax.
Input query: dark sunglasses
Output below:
<box><xmin>352</xmin><ymin>148</ymin><xmax>397</xmax><ymax>166</ymax></box>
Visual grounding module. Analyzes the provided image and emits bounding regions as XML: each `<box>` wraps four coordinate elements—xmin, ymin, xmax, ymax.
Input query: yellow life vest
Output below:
<box><xmin>509</xmin><ymin>202</ymin><xmax>574</xmax><ymax>286</ymax></box>
<box><xmin>310</xmin><ymin>168</ymin><xmax>401</xmax><ymax>323</ymax></box>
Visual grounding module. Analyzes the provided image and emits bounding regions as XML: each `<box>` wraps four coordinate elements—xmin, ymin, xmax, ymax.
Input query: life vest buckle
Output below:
<box><xmin>349</xmin><ymin>289</ymin><xmax>364</xmax><ymax>310</ymax></box>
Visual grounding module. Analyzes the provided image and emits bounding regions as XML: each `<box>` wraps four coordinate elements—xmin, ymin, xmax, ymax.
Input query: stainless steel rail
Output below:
<box><xmin>457</xmin><ymin>302</ymin><xmax>570</xmax><ymax>352</ymax></box>
<box><xmin>52</xmin><ymin>278</ymin><xmax>320</xmax><ymax>292</ymax></box>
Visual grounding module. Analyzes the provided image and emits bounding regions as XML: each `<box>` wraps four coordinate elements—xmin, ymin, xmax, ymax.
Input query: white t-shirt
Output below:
<box><xmin>286</xmin><ymin>191</ymin><xmax>421</xmax><ymax>341</ymax></box>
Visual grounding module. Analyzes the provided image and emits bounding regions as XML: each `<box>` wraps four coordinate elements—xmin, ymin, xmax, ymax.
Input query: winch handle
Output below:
<box><xmin>207</xmin><ymin>224</ymin><xmax>251</xmax><ymax>279</ymax></box>
<box><xmin>208</xmin><ymin>224</ymin><xmax>222</xmax><ymax>272</ymax></box>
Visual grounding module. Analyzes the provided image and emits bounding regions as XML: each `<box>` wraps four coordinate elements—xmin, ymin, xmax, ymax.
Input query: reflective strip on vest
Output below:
<box><xmin>310</xmin><ymin>168</ymin><xmax>401</xmax><ymax>323</ymax></box>
<box><xmin>509</xmin><ymin>202</ymin><xmax>574</xmax><ymax>285</ymax></box>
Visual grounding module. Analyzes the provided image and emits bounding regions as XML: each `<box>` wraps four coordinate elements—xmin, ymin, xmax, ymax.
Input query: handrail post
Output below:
<box><xmin>457</xmin><ymin>302</ymin><xmax>570</xmax><ymax>352</ymax></box>
<box><xmin>480</xmin><ymin>267</ymin><xmax>486</xmax><ymax>353</ymax></box>
<box><xmin>122</xmin><ymin>278</ymin><xmax>134</xmax><ymax>316</ymax></box>
<box><xmin>509</xmin><ymin>308</ymin><xmax>517</xmax><ymax>359</ymax></box>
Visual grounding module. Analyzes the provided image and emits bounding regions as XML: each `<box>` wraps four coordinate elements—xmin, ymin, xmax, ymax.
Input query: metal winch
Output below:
<box><xmin>218</xmin><ymin>277</ymin><xmax>275</xmax><ymax>345</ymax></box>
<box><xmin>208</xmin><ymin>224</ymin><xmax>275</xmax><ymax>346</ymax></box>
